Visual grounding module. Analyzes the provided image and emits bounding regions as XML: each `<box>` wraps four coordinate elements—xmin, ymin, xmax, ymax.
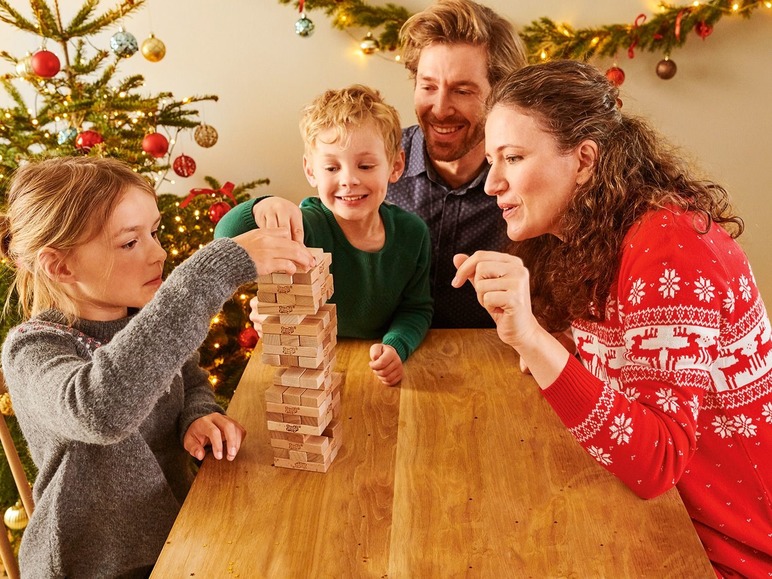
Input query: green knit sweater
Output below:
<box><xmin>215</xmin><ymin>197</ymin><xmax>433</xmax><ymax>361</ymax></box>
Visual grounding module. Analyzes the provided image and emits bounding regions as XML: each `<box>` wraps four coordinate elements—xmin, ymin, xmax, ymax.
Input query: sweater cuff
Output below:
<box><xmin>382</xmin><ymin>336</ymin><xmax>409</xmax><ymax>362</ymax></box>
<box><xmin>195</xmin><ymin>237</ymin><xmax>257</xmax><ymax>288</ymax></box>
<box><xmin>541</xmin><ymin>354</ymin><xmax>606</xmax><ymax>428</ymax></box>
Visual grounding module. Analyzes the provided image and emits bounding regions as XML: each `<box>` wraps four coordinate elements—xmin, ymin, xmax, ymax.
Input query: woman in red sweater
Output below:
<box><xmin>453</xmin><ymin>60</ymin><xmax>771</xmax><ymax>577</ymax></box>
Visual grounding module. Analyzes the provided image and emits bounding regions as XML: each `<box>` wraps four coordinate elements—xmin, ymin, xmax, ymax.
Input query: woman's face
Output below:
<box><xmin>484</xmin><ymin>104</ymin><xmax>586</xmax><ymax>242</ymax></box>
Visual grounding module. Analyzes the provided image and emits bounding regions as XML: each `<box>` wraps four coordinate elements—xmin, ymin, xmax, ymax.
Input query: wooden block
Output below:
<box><xmin>282</xmin><ymin>387</ymin><xmax>304</xmax><ymax>406</ymax></box>
<box><xmin>278</xmin><ymin>313</ymin><xmax>308</xmax><ymax>324</ymax></box>
<box><xmin>259</xmin><ymin>303</ymin><xmax>317</xmax><ymax>316</ymax></box>
<box><xmin>268</xmin><ymin>430</ymin><xmax>305</xmax><ymax>443</ymax></box>
<box><xmin>262</xmin><ymin>316</ymin><xmax>326</xmax><ymax>337</ymax></box>
<box><xmin>265</xmin><ymin>412</ymin><xmax>284</xmax><ymax>422</ymax></box>
<box><xmin>264</xmin><ymin>384</ymin><xmax>287</xmax><ymax>404</ymax></box>
<box><xmin>266</xmin><ymin>396</ymin><xmax>333</xmax><ymax>418</ymax></box>
<box><xmin>257</xmin><ymin>274</ymin><xmax>273</xmax><ymax>284</ymax></box>
<box><xmin>274</xmin><ymin>367</ymin><xmax>304</xmax><ymax>388</ymax></box>
<box><xmin>289</xmin><ymin>450</ymin><xmax>308</xmax><ymax>462</ymax></box>
<box><xmin>282</xmin><ymin>414</ymin><xmax>302</xmax><ymax>425</ymax></box>
<box><xmin>262</xmin><ymin>342</ymin><xmax>327</xmax><ymax>359</ymax></box>
<box><xmin>260</xmin><ymin>353</ymin><xmax>281</xmax><ymax>366</ymax></box>
<box><xmin>323</xmin><ymin>418</ymin><xmax>342</xmax><ymax>440</ymax></box>
<box><xmin>298</xmin><ymin>363</ymin><xmax>336</xmax><ymax>390</ymax></box>
<box><xmin>280</xmin><ymin>334</ymin><xmax>301</xmax><ymax>346</ymax></box>
<box><xmin>273</xmin><ymin>442</ymin><xmax>339</xmax><ymax>473</ymax></box>
<box><xmin>271</xmin><ymin>273</ymin><xmax>293</xmax><ymax>284</ymax></box>
<box><xmin>262</xmin><ymin>333</ymin><xmax>282</xmax><ymax>346</ymax></box>
<box><xmin>300</xmin><ymin>388</ymin><xmax>328</xmax><ymax>408</ymax></box>
<box><xmin>276</xmin><ymin>293</ymin><xmax>296</xmax><ymax>305</ymax></box>
<box><xmin>272</xmin><ymin>448</ymin><xmax>290</xmax><ymax>459</ymax></box>
<box><xmin>266</xmin><ymin>411</ymin><xmax>332</xmax><ymax>436</ymax></box>
<box><xmin>279</xmin><ymin>354</ymin><xmax>299</xmax><ymax>367</ymax></box>
<box><xmin>270</xmin><ymin>434</ymin><xmax>330</xmax><ymax>455</ymax></box>
<box><xmin>256</xmin><ymin>291</ymin><xmax>277</xmax><ymax>303</ymax></box>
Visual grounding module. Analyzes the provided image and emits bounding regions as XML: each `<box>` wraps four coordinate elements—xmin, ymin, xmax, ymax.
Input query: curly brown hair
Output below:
<box><xmin>487</xmin><ymin>60</ymin><xmax>744</xmax><ymax>331</ymax></box>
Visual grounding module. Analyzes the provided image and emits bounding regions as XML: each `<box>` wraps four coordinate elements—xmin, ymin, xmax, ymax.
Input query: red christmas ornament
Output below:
<box><xmin>605</xmin><ymin>66</ymin><xmax>626</xmax><ymax>87</ymax></box>
<box><xmin>208</xmin><ymin>201</ymin><xmax>231</xmax><ymax>223</ymax></box>
<box><xmin>237</xmin><ymin>327</ymin><xmax>259</xmax><ymax>350</ymax></box>
<box><xmin>75</xmin><ymin>129</ymin><xmax>103</xmax><ymax>151</ymax></box>
<box><xmin>142</xmin><ymin>132</ymin><xmax>169</xmax><ymax>158</ymax></box>
<box><xmin>172</xmin><ymin>154</ymin><xmax>196</xmax><ymax>177</ymax></box>
<box><xmin>31</xmin><ymin>50</ymin><xmax>60</xmax><ymax>78</ymax></box>
<box><xmin>694</xmin><ymin>21</ymin><xmax>713</xmax><ymax>40</ymax></box>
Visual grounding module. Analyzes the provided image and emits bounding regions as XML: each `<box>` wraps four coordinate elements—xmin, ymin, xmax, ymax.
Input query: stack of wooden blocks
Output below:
<box><xmin>257</xmin><ymin>248</ymin><xmax>343</xmax><ymax>473</ymax></box>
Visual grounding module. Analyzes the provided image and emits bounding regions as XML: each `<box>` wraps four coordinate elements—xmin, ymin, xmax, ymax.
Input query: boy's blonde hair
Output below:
<box><xmin>0</xmin><ymin>156</ymin><xmax>156</xmax><ymax>320</ymax></box>
<box><xmin>299</xmin><ymin>84</ymin><xmax>402</xmax><ymax>162</ymax></box>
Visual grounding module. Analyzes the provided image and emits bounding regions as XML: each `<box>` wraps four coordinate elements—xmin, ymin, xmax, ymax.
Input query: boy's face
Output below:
<box><xmin>303</xmin><ymin>122</ymin><xmax>404</xmax><ymax>224</ymax></box>
<box><xmin>61</xmin><ymin>186</ymin><xmax>167</xmax><ymax>320</ymax></box>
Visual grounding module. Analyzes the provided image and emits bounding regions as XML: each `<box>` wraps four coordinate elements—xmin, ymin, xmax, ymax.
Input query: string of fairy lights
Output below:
<box><xmin>282</xmin><ymin>0</ymin><xmax>770</xmax><ymax>79</ymax></box>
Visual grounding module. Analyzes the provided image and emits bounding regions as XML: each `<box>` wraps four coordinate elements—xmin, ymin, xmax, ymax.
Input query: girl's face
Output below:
<box><xmin>63</xmin><ymin>186</ymin><xmax>167</xmax><ymax>321</ymax></box>
<box><xmin>484</xmin><ymin>104</ymin><xmax>589</xmax><ymax>242</ymax></box>
<box><xmin>303</xmin><ymin>123</ymin><xmax>404</xmax><ymax>225</ymax></box>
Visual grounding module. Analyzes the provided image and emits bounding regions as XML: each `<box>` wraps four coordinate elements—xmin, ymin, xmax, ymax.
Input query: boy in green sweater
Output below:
<box><xmin>215</xmin><ymin>85</ymin><xmax>433</xmax><ymax>385</ymax></box>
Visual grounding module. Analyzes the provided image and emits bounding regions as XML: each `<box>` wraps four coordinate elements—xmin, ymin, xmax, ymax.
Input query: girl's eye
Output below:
<box><xmin>151</xmin><ymin>230</ymin><xmax>159</xmax><ymax>239</ymax></box>
<box><xmin>505</xmin><ymin>155</ymin><xmax>522</xmax><ymax>164</ymax></box>
<box><xmin>122</xmin><ymin>240</ymin><xmax>138</xmax><ymax>249</ymax></box>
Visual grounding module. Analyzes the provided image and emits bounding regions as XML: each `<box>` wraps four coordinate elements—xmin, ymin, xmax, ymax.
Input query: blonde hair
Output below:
<box><xmin>299</xmin><ymin>84</ymin><xmax>402</xmax><ymax>162</ymax></box>
<box><xmin>0</xmin><ymin>156</ymin><xmax>156</xmax><ymax>321</ymax></box>
<box><xmin>399</xmin><ymin>0</ymin><xmax>527</xmax><ymax>87</ymax></box>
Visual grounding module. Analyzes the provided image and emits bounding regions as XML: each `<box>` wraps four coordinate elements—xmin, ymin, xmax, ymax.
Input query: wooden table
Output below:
<box><xmin>152</xmin><ymin>329</ymin><xmax>714</xmax><ymax>578</ymax></box>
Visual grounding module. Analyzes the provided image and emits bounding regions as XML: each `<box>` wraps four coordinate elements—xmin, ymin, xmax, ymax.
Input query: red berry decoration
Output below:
<box><xmin>208</xmin><ymin>201</ymin><xmax>231</xmax><ymax>224</ymax></box>
<box><xmin>172</xmin><ymin>154</ymin><xmax>197</xmax><ymax>177</ymax></box>
<box><xmin>694</xmin><ymin>21</ymin><xmax>713</xmax><ymax>40</ymax></box>
<box><xmin>605</xmin><ymin>66</ymin><xmax>625</xmax><ymax>87</ymax></box>
<box><xmin>31</xmin><ymin>50</ymin><xmax>60</xmax><ymax>78</ymax></box>
<box><xmin>237</xmin><ymin>327</ymin><xmax>259</xmax><ymax>350</ymax></box>
<box><xmin>142</xmin><ymin>132</ymin><xmax>169</xmax><ymax>158</ymax></box>
<box><xmin>75</xmin><ymin>129</ymin><xmax>103</xmax><ymax>151</ymax></box>
<box><xmin>656</xmin><ymin>58</ymin><xmax>677</xmax><ymax>80</ymax></box>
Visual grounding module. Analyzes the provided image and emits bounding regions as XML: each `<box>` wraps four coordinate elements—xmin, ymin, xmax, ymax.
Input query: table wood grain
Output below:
<box><xmin>152</xmin><ymin>329</ymin><xmax>714</xmax><ymax>578</ymax></box>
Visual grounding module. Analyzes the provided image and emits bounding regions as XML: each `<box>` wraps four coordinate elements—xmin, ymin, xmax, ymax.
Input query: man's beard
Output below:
<box><xmin>418</xmin><ymin>113</ymin><xmax>485</xmax><ymax>163</ymax></box>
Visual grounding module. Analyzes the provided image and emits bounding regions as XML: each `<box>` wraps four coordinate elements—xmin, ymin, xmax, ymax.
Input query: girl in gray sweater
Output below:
<box><xmin>0</xmin><ymin>157</ymin><xmax>314</xmax><ymax>578</ymax></box>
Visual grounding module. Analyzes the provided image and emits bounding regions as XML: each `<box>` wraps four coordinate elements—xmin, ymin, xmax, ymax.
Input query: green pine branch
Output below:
<box><xmin>278</xmin><ymin>0</ymin><xmax>767</xmax><ymax>61</ymax></box>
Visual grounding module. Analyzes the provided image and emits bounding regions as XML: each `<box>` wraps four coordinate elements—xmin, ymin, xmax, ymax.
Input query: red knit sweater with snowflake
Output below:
<box><xmin>542</xmin><ymin>207</ymin><xmax>772</xmax><ymax>578</ymax></box>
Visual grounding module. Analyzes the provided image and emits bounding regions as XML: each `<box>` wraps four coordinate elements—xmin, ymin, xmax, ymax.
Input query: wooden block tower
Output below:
<box><xmin>257</xmin><ymin>248</ymin><xmax>343</xmax><ymax>473</ymax></box>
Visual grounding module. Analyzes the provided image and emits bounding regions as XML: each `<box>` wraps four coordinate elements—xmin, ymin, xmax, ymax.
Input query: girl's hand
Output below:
<box><xmin>233</xmin><ymin>228</ymin><xmax>315</xmax><ymax>276</ymax></box>
<box><xmin>252</xmin><ymin>197</ymin><xmax>305</xmax><ymax>242</ymax></box>
<box><xmin>451</xmin><ymin>251</ymin><xmax>541</xmax><ymax>352</ymax></box>
<box><xmin>369</xmin><ymin>344</ymin><xmax>403</xmax><ymax>386</ymax></box>
<box><xmin>184</xmin><ymin>413</ymin><xmax>247</xmax><ymax>461</ymax></box>
<box><xmin>248</xmin><ymin>296</ymin><xmax>268</xmax><ymax>338</ymax></box>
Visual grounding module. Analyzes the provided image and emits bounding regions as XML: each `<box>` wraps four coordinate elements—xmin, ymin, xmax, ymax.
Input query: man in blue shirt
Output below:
<box><xmin>245</xmin><ymin>0</ymin><xmax>527</xmax><ymax>328</ymax></box>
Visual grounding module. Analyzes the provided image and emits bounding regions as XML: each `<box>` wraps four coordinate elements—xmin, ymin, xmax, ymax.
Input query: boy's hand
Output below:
<box><xmin>252</xmin><ymin>197</ymin><xmax>305</xmax><ymax>242</ymax></box>
<box><xmin>369</xmin><ymin>344</ymin><xmax>403</xmax><ymax>386</ymax></box>
<box><xmin>184</xmin><ymin>413</ymin><xmax>247</xmax><ymax>461</ymax></box>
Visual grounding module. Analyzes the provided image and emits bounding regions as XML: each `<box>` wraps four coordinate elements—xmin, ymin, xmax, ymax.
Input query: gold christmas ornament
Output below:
<box><xmin>15</xmin><ymin>54</ymin><xmax>32</xmax><ymax>77</ymax></box>
<box><xmin>4</xmin><ymin>500</ymin><xmax>29</xmax><ymax>531</ymax></box>
<box><xmin>0</xmin><ymin>392</ymin><xmax>14</xmax><ymax>416</ymax></box>
<box><xmin>194</xmin><ymin>124</ymin><xmax>218</xmax><ymax>148</ymax></box>
<box><xmin>359</xmin><ymin>32</ymin><xmax>380</xmax><ymax>55</ymax></box>
<box><xmin>141</xmin><ymin>34</ymin><xmax>166</xmax><ymax>62</ymax></box>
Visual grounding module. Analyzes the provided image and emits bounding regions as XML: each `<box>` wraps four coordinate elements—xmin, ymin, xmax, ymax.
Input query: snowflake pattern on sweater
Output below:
<box><xmin>542</xmin><ymin>208</ymin><xmax>772</xmax><ymax>577</ymax></box>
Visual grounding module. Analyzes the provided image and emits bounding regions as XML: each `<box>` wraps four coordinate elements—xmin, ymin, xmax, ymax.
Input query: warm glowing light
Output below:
<box><xmin>171</xmin><ymin>249</ymin><xmax>179</xmax><ymax>256</ymax></box>
<box><xmin>119</xmin><ymin>91</ymin><xmax>126</xmax><ymax>97</ymax></box>
<box><xmin>209</xmin><ymin>376</ymin><xmax>218</xmax><ymax>386</ymax></box>
<box><xmin>540</xmin><ymin>49</ymin><xmax>548</xmax><ymax>60</ymax></box>
<box><xmin>177</xmin><ymin>226</ymin><xmax>185</xmax><ymax>233</ymax></box>
<box><xmin>213</xmin><ymin>343</ymin><xmax>220</xmax><ymax>349</ymax></box>
<box><xmin>212</xmin><ymin>315</ymin><xmax>221</xmax><ymax>324</ymax></box>
<box><xmin>692</xmin><ymin>1</ymin><xmax>700</xmax><ymax>6</ymax></box>
<box><xmin>590</xmin><ymin>36</ymin><xmax>600</xmax><ymax>46</ymax></box>
<box><xmin>239</xmin><ymin>294</ymin><xmax>247</xmax><ymax>301</ymax></box>
<box><xmin>174</xmin><ymin>216</ymin><xmax>182</xmax><ymax>222</ymax></box>
<box><xmin>765</xmin><ymin>1</ymin><xmax>771</xmax><ymax>7</ymax></box>
<box><xmin>732</xmin><ymin>2</ymin><xmax>739</xmax><ymax>9</ymax></box>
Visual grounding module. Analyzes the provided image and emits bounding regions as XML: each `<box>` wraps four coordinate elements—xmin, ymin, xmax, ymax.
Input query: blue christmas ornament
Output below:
<box><xmin>110</xmin><ymin>28</ymin><xmax>138</xmax><ymax>58</ymax></box>
<box><xmin>295</xmin><ymin>14</ymin><xmax>315</xmax><ymax>37</ymax></box>
<box><xmin>57</xmin><ymin>127</ymin><xmax>77</xmax><ymax>145</ymax></box>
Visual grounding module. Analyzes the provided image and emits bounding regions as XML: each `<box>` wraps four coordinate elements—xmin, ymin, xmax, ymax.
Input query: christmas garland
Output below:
<box><xmin>280</xmin><ymin>0</ymin><xmax>769</xmax><ymax>67</ymax></box>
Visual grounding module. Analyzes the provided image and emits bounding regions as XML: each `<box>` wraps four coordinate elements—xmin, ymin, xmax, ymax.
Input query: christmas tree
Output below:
<box><xmin>0</xmin><ymin>0</ymin><xmax>266</xmax><ymax>549</ymax></box>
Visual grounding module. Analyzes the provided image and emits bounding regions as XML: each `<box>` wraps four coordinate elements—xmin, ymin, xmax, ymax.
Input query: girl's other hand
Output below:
<box><xmin>184</xmin><ymin>413</ymin><xmax>246</xmax><ymax>461</ymax></box>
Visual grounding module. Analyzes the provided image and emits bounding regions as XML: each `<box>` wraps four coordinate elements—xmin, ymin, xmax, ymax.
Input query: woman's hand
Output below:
<box><xmin>252</xmin><ymin>197</ymin><xmax>305</xmax><ymax>242</ymax></box>
<box><xmin>184</xmin><ymin>413</ymin><xmax>247</xmax><ymax>461</ymax></box>
<box><xmin>233</xmin><ymin>227</ymin><xmax>314</xmax><ymax>276</ymax></box>
<box><xmin>369</xmin><ymin>344</ymin><xmax>403</xmax><ymax>386</ymax></box>
<box><xmin>452</xmin><ymin>251</ymin><xmax>540</xmax><ymax>351</ymax></box>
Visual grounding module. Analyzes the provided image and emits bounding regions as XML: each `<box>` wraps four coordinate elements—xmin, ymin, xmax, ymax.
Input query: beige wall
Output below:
<box><xmin>3</xmin><ymin>1</ymin><xmax>771</xmax><ymax>302</ymax></box>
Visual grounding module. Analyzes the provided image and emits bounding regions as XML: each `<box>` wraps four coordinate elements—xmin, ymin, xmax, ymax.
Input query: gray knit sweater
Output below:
<box><xmin>1</xmin><ymin>238</ymin><xmax>256</xmax><ymax>578</ymax></box>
